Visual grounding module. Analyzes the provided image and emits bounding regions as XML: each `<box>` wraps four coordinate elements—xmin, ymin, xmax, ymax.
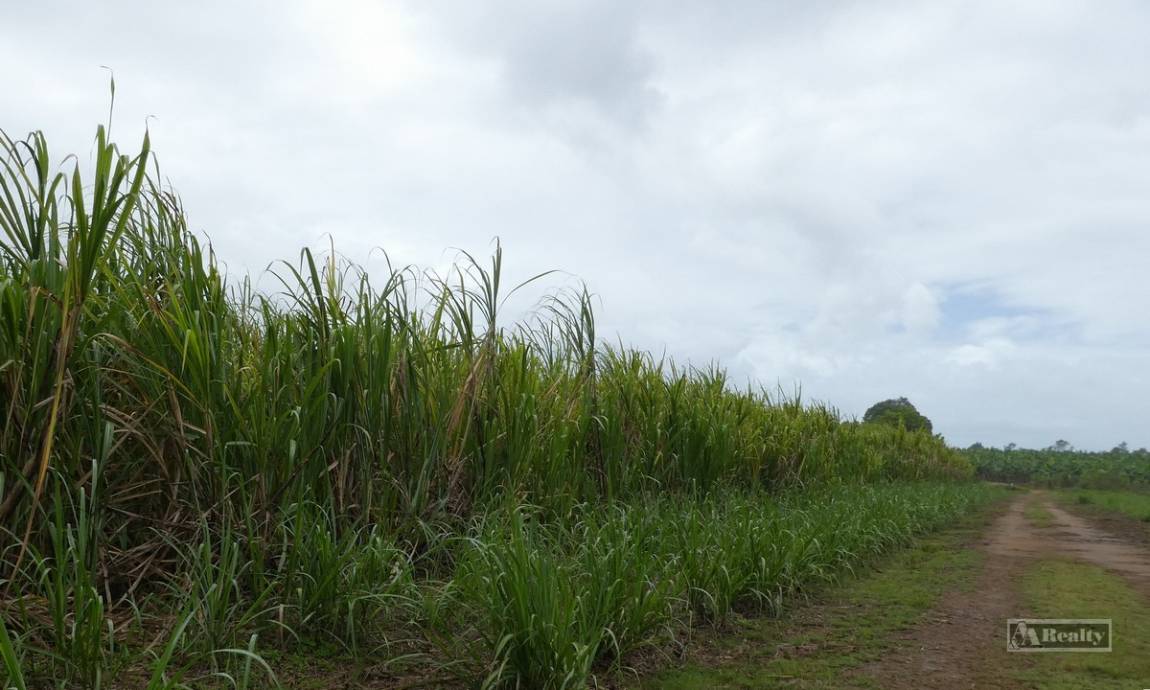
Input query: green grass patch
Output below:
<box><xmin>635</xmin><ymin>498</ymin><xmax>1003</xmax><ymax>689</ymax></box>
<box><xmin>1008</xmin><ymin>560</ymin><xmax>1150</xmax><ymax>689</ymax></box>
<box><xmin>1057</xmin><ymin>489</ymin><xmax>1150</xmax><ymax>524</ymax></box>
<box><xmin>1024</xmin><ymin>500</ymin><xmax>1055</xmax><ymax>528</ymax></box>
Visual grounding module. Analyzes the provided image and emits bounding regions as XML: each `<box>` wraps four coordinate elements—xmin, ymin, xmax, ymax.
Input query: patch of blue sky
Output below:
<box><xmin>936</xmin><ymin>284</ymin><xmax>1076</xmax><ymax>343</ymax></box>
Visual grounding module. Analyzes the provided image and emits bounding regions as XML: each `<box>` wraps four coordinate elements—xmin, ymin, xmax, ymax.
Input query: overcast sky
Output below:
<box><xmin>5</xmin><ymin>1</ymin><xmax>1148</xmax><ymax>449</ymax></box>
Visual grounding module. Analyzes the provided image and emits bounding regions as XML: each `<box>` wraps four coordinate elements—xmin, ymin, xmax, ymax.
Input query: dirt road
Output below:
<box><xmin>861</xmin><ymin>491</ymin><xmax>1150</xmax><ymax>688</ymax></box>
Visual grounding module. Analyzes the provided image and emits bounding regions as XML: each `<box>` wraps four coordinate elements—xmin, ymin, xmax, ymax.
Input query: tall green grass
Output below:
<box><xmin>0</xmin><ymin>123</ymin><xmax>975</xmax><ymax>687</ymax></box>
<box><xmin>446</xmin><ymin>482</ymin><xmax>1001</xmax><ymax>688</ymax></box>
<box><xmin>1061</xmin><ymin>489</ymin><xmax>1150</xmax><ymax>523</ymax></box>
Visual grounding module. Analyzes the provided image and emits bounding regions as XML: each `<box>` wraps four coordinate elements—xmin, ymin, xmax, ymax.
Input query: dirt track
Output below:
<box><xmin>990</xmin><ymin>499</ymin><xmax>1150</xmax><ymax>592</ymax></box>
<box><xmin>859</xmin><ymin>491</ymin><xmax>1150</xmax><ymax>689</ymax></box>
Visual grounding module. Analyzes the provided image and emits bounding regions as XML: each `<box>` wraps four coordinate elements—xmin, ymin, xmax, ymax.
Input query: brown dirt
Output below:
<box><xmin>1059</xmin><ymin>500</ymin><xmax>1150</xmax><ymax>550</ymax></box>
<box><xmin>858</xmin><ymin>491</ymin><xmax>1150</xmax><ymax>689</ymax></box>
<box><xmin>1036</xmin><ymin>501</ymin><xmax>1150</xmax><ymax>594</ymax></box>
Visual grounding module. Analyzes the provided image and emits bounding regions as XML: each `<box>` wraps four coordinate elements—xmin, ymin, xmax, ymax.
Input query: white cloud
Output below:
<box><xmin>899</xmin><ymin>283</ymin><xmax>941</xmax><ymax>334</ymax></box>
<box><xmin>946</xmin><ymin>340</ymin><xmax>1015</xmax><ymax>369</ymax></box>
<box><xmin>4</xmin><ymin>0</ymin><xmax>1149</xmax><ymax>449</ymax></box>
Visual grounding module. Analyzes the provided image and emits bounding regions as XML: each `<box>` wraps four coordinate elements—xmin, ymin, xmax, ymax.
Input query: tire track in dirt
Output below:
<box><xmin>856</xmin><ymin>491</ymin><xmax>1150</xmax><ymax>689</ymax></box>
<box><xmin>1038</xmin><ymin>502</ymin><xmax>1150</xmax><ymax>594</ymax></box>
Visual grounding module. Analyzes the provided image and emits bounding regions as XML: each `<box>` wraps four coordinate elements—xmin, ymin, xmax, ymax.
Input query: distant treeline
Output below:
<box><xmin>962</xmin><ymin>443</ymin><xmax>1150</xmax><ymax>488</ymax></box>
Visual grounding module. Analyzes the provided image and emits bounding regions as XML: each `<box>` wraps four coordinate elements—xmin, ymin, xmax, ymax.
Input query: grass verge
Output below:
<box><xmin>1007</xmin><ymin>560</ymin><xmax>1150</xmax><ymax>689</ymax></box>
<box><xmin>1058</xmin><ymin>490</ymin><xmax>1150</xmax><ymax>524</ymax></box>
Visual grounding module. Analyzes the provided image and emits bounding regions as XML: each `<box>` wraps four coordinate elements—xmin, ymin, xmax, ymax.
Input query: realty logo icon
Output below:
<box><xmin>1007</xmin><ymin>619</ymin><xmax>1111</xmax><ymax>652</ymax></box>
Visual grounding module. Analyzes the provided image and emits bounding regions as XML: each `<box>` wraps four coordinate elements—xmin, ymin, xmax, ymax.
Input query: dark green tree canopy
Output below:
<box><xmin>863</xmin><ymin>397</ymin><xmax>933</xmax><ymax>434</ymax></box>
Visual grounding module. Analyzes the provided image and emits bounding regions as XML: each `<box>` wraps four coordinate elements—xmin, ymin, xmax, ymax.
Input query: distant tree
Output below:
<box><xmin>1005</xmin><ymin>442</ymin><xmax>1018</xmax><ymax>452</ymax></box>
<box><xmin>1046</xmin><ymin>439</ymin><xmax>1074</xmax><ymax>452</ymax></box>
<box><xmin>968</xmin><ymin>442</ymin><xmax>986</xmax><ymax>451</ymax></box>
<box><xmin>1112</xmin><ymin>442</ymin><xmax>1130</xmax><ymax>454</ymax></box>
<box><xmin>863</xmin><ymin>397</ymin><xmax>933</xmax><ymax>434</ymax></box>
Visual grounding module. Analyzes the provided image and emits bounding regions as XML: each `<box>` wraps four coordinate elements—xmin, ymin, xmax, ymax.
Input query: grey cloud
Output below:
<box><xmin>408</xmin><ymin>1</ymin><xmax>661</xmax><ymax>130</ymax></box>
<box><xmin>3</xmin><ymin>0</ymin><xmax>1148</xmax><ymax>449</ymax></box>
